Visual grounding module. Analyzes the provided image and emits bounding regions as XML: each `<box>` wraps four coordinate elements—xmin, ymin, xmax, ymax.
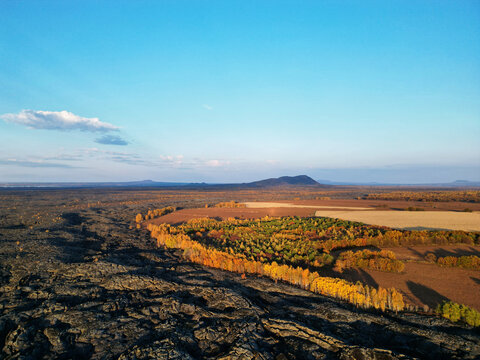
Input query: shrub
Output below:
<box><xmin>214</xmin><ymin>201</ymin><xmax>246</xmax><ymax>208</ymax></box>
<box><xmin>424</xmin><ymin>253</ymin><xmax>437</xmax><ymax>263</ymax></box>
<box><xmin>437</xmin><ymin>301</ymin><xmax>480</xmax><ymax>327</ymax></box>
<box><xmin>335</xmin><ymin>249</ymin><xmax>405</xmax><ymax>273</ymax></box>
<box><xmin>135</xmin><ymin>206</ymin><xmax>175</xmax><ymax>222</ymax></box>
<box><xmin>436</xmin><ymin>255</ymin><xmax>480</xmax><ymax>271</ymax></box>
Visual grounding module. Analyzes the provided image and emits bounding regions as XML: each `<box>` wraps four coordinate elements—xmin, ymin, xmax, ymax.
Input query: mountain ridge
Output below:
<box><xmin>1</xmin><ymin>176</ymin><xmax>479</xmax><ymax>189</ymax></box>
<box><xmin>244</xmin><ymin>175</ymin><xmax>320</xmax><ymax>187</ymax></box>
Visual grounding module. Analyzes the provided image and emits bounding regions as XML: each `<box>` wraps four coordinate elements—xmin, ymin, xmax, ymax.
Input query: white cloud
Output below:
<box><xmin>1</xmin><ymin>110</ymin><xmax>119</xmax><ymax>132</ymax></box>
<box><xmin>202</xmin><ymin>104</ymin><xmax>213</xmax><ymax>110</ymax></box>
<box><xmin>205</xmin><ymin>159</ymin><xmax>230</xmax><ymax>167</ymax></box>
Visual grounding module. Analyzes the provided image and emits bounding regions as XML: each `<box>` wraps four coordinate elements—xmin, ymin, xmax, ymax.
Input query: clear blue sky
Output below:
<box><xmin>1</xmin><ymin>0</ymin><xmax>479</xmax><ymax>183</ymax></box>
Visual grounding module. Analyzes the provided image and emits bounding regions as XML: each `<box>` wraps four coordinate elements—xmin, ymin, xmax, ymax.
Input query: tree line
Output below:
<box><xmin>364</xmin><ymin>190</ymin><xmax>480</xmax><ymax>203</ymax></box>
<box><xmin>135</xmin><ymin>206</ymin><xmax>176</xmax><ymax>223</ymax></box>
<box><xmin>437</xmin><ymin>301</ymin><xmax>480</xmax><ymax>327</ymax></box>
<box><xmin>425</xmin><ymin>254</ymin><xmax>480</xmax><ymax>271</ymax></box>
<box><xmin>148</xmin><ymin>222</ymin><xmax>405</xmax><ymax>312</ymax></box>
<box><xmin>334</xmin><ymin>249</ymin><xmax>405</xmax><ymax>273</ymax></box>
<box><xmin>180</xmin><ymin>216</ymin><xmax>479</xmax><ymax>263</ymax></box>
<box><xmin>214</xmin><ymin>201</ymin><xmax>246</xmax><ymax>208</ymax></box>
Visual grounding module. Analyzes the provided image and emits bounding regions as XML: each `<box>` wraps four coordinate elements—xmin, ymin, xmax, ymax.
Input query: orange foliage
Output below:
<box><xmin>436</xmin><ymin>255</ymin><xmax>480</xmax><ymax>271</ymax></box>
<box><xmin>148</xmin><ymin>223</ymin><xmax>404</xmax><ymax>312</ymax></box>
<box><xmin>335</xmin><ymin>249</ymin><xmax>405</xmax><ymax>273</ymax></box>
<box><xmin>214</xmin><ymin>201</ymin><xmax>246</xmax><ymax>208</ymax></box>
<box><xmin>137</xmin><ymin>206</ymin><xmax>175</xmax><ymax>221</ymax></box>
<box><xmin>364</xmin><ymin>190</ymin><xmax>480</xmax><ymax>203</ymax></box>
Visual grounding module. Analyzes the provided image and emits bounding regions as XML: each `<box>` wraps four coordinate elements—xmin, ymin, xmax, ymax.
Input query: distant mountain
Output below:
<box><xmin>245</xmin><ymin>175</ymin><xmax>320</xmax><ymax>187</ymax></box>
<box><xmin>0</xmin><ymin>176</ymin><xmax>323</xmax><ymax>189</ymax></box>
<box><xmin>0</xmin><ymin>180</ymin><xmax>194</xmax><ymax>188</ymax></box>
<box><xmin>2</xmin><ymin>177</ymin><xmax>478</xmax><ymax>189</ymax></box>
<box><xmin>316</xmin><ymin>179</ymin><xmax>480</xmax><ymax>187</ymax></box>
<box><xmin>447</xmin><ymin>180</ymin><xmax>480</xmax><ymax>187</ymax></box>
<box><xmin>100</xmin><ymin>180</ymin><xmax>192</xmax><ymax>187</ymax></box>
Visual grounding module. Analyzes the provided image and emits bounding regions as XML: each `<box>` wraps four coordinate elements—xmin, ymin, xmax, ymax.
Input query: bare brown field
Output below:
<box><xmin>332</xmin><ymin>241</ymin><xmax>480</xmax><ymax>312</ymax></box>
<box><xmin>149</xmin><ymin>206</ymin><xmax>318</xmax><ymax>225</ymax></box>
<box><xmin>246</xmin><ymin>198</ymin><xmax>480</xmax><ymax>211</ymax></box>
<box><xmin>346</xmin><ymin>263</ymin><xmax>480</xmax><ymax>311</ymax></box>
<box><xmin>313</xmin><ymin>210</ymin><xmax>480</xmax><ymax>231</ymax></box>
<box><xmin>151</xmin><ymin>198</ymin><xmax>480</xmax><ymax>231</ymax></box>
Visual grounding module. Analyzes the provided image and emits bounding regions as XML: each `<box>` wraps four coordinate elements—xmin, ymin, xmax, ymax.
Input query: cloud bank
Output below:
<box><xmin>0</xmin><ymin>159</ymin><xmax>77</xmax><ymax>168</ymax></box>
<box><xmin>1</xmin><ymin>110</ymin><xmax>119</xmax><ymax>132</ymax></box>
<box><xmin>95</xmin><ymin>135</ymin><xmax>129</xmax><ymax>146</ymax></box>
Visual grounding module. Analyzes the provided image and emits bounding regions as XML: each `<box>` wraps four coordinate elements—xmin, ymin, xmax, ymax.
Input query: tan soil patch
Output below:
<box><xmin>314</xmin><ymin>210</ymin><xmax>480</xmax><ymax>231</ymax></box>
<box><xmin>148</xmin><ymin>207</ymin><xmax>319</xmax><ymax>225</ymax></box>
<box><xmin>343</xmin><ymin>263</ymin><xmax>480</xmax><ymax>311</ymax></box>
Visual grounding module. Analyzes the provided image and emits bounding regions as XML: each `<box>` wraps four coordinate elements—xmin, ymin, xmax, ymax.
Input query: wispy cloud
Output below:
<box><xmin>82</xmin><ymin>148</ymin><xmax>145</xmax><ymax>165</ymax></box>
<box><xmin>0</xmin><ymin>159</ymin><xmax>78</xmax><ymax>168</ymax></box>
<box><xmin>2</xmin><ymin>146</ymin><xmax>234</xmax><ymax>173</ymax></box>
<box><xmin>202</xmin><ymin>104</ymin><xmax>213</xmax><ymax>110</ymax></box>
<box><xmin>95</xmin><ymin>134</ymin><xmax>129</xmax><ymax>146</ymax></box>
<box><xmin>205</xmin><ymin>159</ymin><xmax>230</xmax><ymax>167</ymax></box>
<box><xmin>1</xmin><ymin>110</ymin><xmax>119</xmax><ymax>132</ymax></box>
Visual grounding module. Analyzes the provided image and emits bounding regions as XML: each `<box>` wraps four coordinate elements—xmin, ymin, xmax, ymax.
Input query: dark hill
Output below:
<box><xmin>246</xmin><ymin>175</ymin><xmax>320</xmax><ymax>187</ymax></box>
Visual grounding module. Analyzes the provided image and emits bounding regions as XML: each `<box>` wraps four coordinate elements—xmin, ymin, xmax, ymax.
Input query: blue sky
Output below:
<box><xmin>1</xmin><ymin>0</ymin><xmax>479</xmax><ymax>183</ymax></box>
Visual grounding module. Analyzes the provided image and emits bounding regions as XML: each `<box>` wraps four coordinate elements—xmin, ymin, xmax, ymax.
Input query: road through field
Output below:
<box><xmin>314</xmin><ymin>210</ymin><xmax>480</xmax><ymax>231</ymax></box>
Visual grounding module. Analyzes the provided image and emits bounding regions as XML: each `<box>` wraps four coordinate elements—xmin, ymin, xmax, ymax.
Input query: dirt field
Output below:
<box><xmin>365</xmin><ymin>245</ymin><xmax>480</xmax><ymax>310</ymax></box>
<box><xmin>313</xmin><ymin>210</ymin><xmax>480</xmax><ymax>231</ymax></box>
<box><xmin>244</xmin><ymin>198</ymin><xmax>480</xmax><ymax>212</ymax></box>
<box><xmin>151</xmin><ymin>207</ymin><xmax>319</xmax><ymax>225</ymax></box>
<box><xmin>164</xmin><ymin>199</ymin><xmax>480</xmax><ymax>231</ymax></box>
<box><xmin>346</xmin><ymin>263</ymin><xmax>480</xmax><ymax>311</ymax></box>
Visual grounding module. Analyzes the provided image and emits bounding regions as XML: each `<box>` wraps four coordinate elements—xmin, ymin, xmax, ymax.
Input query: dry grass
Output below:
<box><xmin>314</xmin><ymin>210</ymin><xmax>480</xmax><ymax>231</ymax></box>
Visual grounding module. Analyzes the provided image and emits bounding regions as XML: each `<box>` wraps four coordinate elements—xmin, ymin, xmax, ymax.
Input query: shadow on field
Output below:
<box><xmin>336</xmin><ymin>268</ymin><xmax>379</xmax><ymax>288</ymax></box>
<box><xmin>407</xmin><ymin>281</ymin><xmax>450</xmax><ymax>309</ymax></box>
<box><xmin>432</xmin><ymin>247</ymin><xmax>480</xmax><ymax>258</ymax></box>
<box><xmin>471</xmin><ymin>277</ymin><xmax>480</xmax><ymax>285</ymax></box>
<box><xmin>402</xmin><ymin>226</ymin><xmax>450</xmax><ymax>231</ymax></box>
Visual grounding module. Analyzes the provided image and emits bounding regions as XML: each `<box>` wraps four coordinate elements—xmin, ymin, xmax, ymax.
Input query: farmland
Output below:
<box><xmin>146</xmin><ymin>207</ymin><xmax>480</xmax><ymax>314</ymax></box>
<box><xmin>313</xmin><ymin>210</ymin><xmax>480</xmax><ymax>231</ymax></box>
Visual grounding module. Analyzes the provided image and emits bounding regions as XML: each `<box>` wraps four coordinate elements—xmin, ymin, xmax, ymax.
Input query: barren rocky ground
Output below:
<box><xmin>0</xmin><ymin>189</ymin><xmax>479</xmax><ymax>359</ymax></box>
